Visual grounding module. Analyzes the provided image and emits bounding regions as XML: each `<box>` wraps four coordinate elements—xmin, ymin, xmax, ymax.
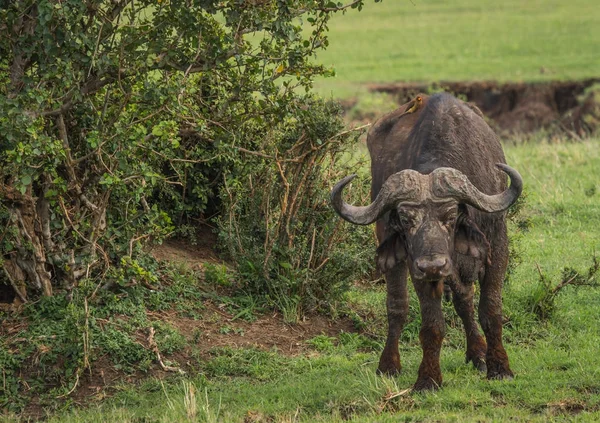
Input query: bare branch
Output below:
<box><xmin>147</xmin><ymin>327</ymin><xmax>186</xmax><ymax>374</ymax></box>
<box><xmin>57</xmin><ymin>114</ymin><xmax>100</xmax><ymax>212</ymax></box>
<box><xmin>329</xmin><ymin>123</ymin><xmax>371</xmax><ymax>139</ymax></box>
<box><xmin>2</xmin><ymin>266</ymin><xmax>28</xmax><ymax>304</ymax></box>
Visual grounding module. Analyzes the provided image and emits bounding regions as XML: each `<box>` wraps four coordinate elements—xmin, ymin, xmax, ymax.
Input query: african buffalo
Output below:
<box><xmin>331</xmin><ymin>93</ymin><xmax>523</xmax><ymax>391</ymax></box>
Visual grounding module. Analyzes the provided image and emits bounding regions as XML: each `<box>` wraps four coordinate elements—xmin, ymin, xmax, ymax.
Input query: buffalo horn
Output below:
<box><xmin>330</xmin><ymin>170</ymin><xmax>422</xmax><ymax>225</ymax></box>
<box><xmin>433</xmin><ymin>163</ymin><xmax>523</xmax><ymax>212</ymax></box>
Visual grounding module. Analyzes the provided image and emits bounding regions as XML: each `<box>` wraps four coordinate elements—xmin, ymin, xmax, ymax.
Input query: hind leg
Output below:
<box><xmin>479</xmin><ymin>222</ymin><xmax>514</xmax><ymax>380</ymax></box>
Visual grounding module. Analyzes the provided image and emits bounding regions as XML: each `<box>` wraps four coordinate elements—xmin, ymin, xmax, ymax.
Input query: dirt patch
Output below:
<box><xmin>364</xmin><ymin>79</ymin><xmax>600</xmax><ymax>137</ymax></box>
<box><xmin>8</xmin><ymin>303</ymin><xmax>357</xmax><ymax>419</ymax></box>
<box><xmin>546</xmin><ymin>399</ymin><xmax>588</xmax><ymax>416</ymax></box>
<box><xmin>150</xmin><ymin>303</ymin><xmax>356</xmax><ymax>360</ymax></box>
<box><xmin>151</xmin><ymin>225</ymin><xmax>220</xmax><ymax>270</ymax></box>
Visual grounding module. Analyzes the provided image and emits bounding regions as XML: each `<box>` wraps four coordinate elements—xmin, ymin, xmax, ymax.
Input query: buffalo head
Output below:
<box><xmin>331</xmin><ymin>164</ymin><xmax>522</xmax><ymax>282</ymax></box>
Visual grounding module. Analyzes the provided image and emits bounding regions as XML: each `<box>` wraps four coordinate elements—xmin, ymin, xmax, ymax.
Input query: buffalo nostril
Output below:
<box><xmin>415</xmin><ymin>257</ymin><xmax>449</xmax><ymax>275</ymax></box>
<box><xmin>416</xmin><ymin>260</ymin><xmax>428</xmax><ymax>273</ymax></box>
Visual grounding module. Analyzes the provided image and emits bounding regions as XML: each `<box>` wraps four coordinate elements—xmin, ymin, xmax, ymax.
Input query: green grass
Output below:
<box><xmin>504</xmin><ymin>140</ymin><xmax>600</xmax><ymax>314</ymax></box>
<box><xmin>29</xmin><ymin>138</ymin><xmax>600</xmax><ymax>423</ymax></box>
<box><xmin>313</xmin><ymin>0</ymin><xmax>600</xmax><ymax>98</ymax></box>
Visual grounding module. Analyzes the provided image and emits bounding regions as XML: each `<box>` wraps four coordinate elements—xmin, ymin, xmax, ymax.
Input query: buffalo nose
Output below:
<box><xmin>415</xmin><ymin>256</ymin><xmax>449</xmax><ymax>277</ymax></box>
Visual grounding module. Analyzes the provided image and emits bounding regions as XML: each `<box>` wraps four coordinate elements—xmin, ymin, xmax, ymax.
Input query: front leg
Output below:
<box><xmin>412</xmin><ymin>279</ymin><xmax>446</xmax><ymax>391</ymax></box>
<box><xmin>447</xmin><ymin>275</ymin><xmax>487</xmax><ymax>372</ymax></box>
<box><xmin>377</xmin><ymin>263</ymin><xmax>409</xmax><ymax>375</ymax></box>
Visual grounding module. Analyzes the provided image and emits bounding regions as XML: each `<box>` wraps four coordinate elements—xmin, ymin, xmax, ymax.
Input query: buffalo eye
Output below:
<box><xmin>441</xmin><ymin>211</ymin><xmax>457</xmax><ymax>228</ymax></box>
<box><xmin>398</xmin><ymin>213</ymin><xmax>418</xmax><ymax>230</ymax></box>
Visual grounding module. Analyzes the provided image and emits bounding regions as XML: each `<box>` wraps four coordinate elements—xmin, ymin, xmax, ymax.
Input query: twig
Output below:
<box><xmin>534</xmin><ymin>262</ymin><xmax>544</xmax><ymax>279</ymax></box>
<box><xmin>314</xmin><ymin>257</ymin><xmax>330</xmax><ymax>272</ymax></box>
<box><xmin>551</xmin><ymin>274</ymin><xmax>578</xmax><ymax>295</ymax></box>
<box><xmin>235</xmin><ymin>146</ymin><xmax>305</xmax><ymax>163</ymax></box>
<box><xmin>57</xmin><ymin>114</ymin><xmax>99</xmax><ymax>211</ymax></box>
<box><xmin>328</xmin><ymin>123</ymin><xmax>371</xmax><ymax>139</ymax></box>
<box><xmin>274</xmin><ymin>153</ymin><xmax>291</xmax><ymax>245</ymax></box>
<box><xmin>382</xmin><ymin>388</ymin><xmax>412</xmax><ymax>401</ymax></box>
<box><xmin>307</xmin><ymin>227</ymin><xmax>317</xmax><ymax>269</ymax></box>
<box><xmin>83</xmin><ymin>298</ymin><xmax>91</xmax><ymax>372</ymax></box>
<box><xmin>128</xmin><ymin>233</ymin><xmax>152</xmax><ymax>257</ymax></box>
<box><xmin>147</xmin><ymin>327</ymin><xmax>186</xmax><ymax>374</ymax></box>
<box><xmin>56</xmin><ymin>372</ymin><xmax>80</xmax><ymax>398</ymax></box>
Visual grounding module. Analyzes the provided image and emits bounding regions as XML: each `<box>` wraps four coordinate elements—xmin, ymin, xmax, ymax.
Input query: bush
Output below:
<box><xmin>0</xmin><ymin>0</ymin><xmax>380</xmax><ymax>301</ymax></box>
<box><xmin>528</xmin><ymin>257</ymin><xmax>600</xmax><ymax>321</ymax></box>
<box><xmin>217</xmin><ymin>98</ymin><xmax>375</xmax><ymax>316</ymax></box>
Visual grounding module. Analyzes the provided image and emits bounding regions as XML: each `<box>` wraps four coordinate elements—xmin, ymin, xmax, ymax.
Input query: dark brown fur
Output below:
<box><xmin>369</xmin><ymin>93</ymin><xmax>514</xmax><ymax>390</ymax></box>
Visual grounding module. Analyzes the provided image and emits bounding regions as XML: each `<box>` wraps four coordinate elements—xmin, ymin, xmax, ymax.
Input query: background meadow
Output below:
<box><xmin>313</xmin><ymin>0</ymin><xmax>600</xmax><ymax>98</ymax></box>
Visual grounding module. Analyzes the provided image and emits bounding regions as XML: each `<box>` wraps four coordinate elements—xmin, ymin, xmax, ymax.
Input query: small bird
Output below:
<box><xmin>402</xmin><ymin>95</ymin><xmax>423</xmax><ymax>116</ymax></box>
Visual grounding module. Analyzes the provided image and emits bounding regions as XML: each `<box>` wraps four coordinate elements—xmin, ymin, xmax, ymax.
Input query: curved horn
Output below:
<box><xmin>331</xmin><ymin>170</ymin><xmax>424</xmax><ymax>225</ymax></box>
<box><xmin>432</xmin><ymin>163</ymin><xmax>523</xmax><ymax>212</ymax></box>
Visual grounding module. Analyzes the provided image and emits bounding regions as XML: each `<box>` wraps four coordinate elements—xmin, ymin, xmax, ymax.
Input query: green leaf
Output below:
<box><xmin>152</xmin><ymin>126</ymin><xmax>164</xmax><ymax>137</ymax></box>
<box><xmin>21</xmin><ymin>175</ymin><xmax>32</xmax><ymax>186</ymax></box>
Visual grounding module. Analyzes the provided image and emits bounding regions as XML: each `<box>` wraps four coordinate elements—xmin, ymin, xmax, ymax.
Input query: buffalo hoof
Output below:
<box><xmin>467</xmin><ymin>356</ymin><xmax>487</xmax><ymax>373</ymax></box>
<box><xmin>376</xmin><ymin>364</ymin><xmax>401</xmax><ymax>377</ymax></box>
<box><xmin>377</xmin><ymin>350</ymin><xmax>401</xmax><ymax>376</ymax></box>
<box><xmin>473</xmin><ymin>359</ymin><xmax>488</xmax><ymax>373</ymax></box>
<box><xmin>487</xmin><ymin>366</ymin><xmax>514</xmax><ymax>380</ymax></box>
<box><xmin>413</xmin><ymin>376</ymin><xmax>441</xmax><ymax>392</ymax></box>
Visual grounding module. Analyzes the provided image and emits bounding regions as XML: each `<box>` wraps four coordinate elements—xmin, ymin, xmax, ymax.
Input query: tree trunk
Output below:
<box><xmin>2</xmin><ymin>186</ymin><xmax>53</xmax><ymax>298</ymax></box>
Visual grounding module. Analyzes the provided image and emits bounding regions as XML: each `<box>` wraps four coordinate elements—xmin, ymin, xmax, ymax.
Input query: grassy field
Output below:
<box><xmin>313</xmin><ymin>0</ymin><xmax>600</xmax><ymax>98</ymax></box>
<box><xmin>25</xmin><ymin>137</ymin><xmax>599</xmax><ymax>423</ymax></box>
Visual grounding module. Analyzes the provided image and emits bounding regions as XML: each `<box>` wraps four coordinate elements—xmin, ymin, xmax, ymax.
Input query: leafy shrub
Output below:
<box><xmin>527</xmin><ymin>257</ymin><xmax>599</xmax><ymax>321</ymax></box>
<box><xmin>217</xmin><ymin>98</ymin><xmax>375</xmax><ymax>315</ymax></box>
<box><xmin>0</xmin><ymin>0</ymin><xmax>382</xmax><ymax>411</ymax></box>
<box><xmin>204</xmin><ymin>263</ymin><xmax>233</xmax><ymax>288</ymax></box>
<box><xmin>0</xmin><ymin>0</ymin><xmax>379</xmax><ymax>302</ymax></box>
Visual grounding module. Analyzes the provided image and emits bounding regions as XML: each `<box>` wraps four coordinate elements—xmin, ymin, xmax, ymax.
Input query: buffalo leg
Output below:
<box><xmin>377</xmin><ymin>263</ymin><xmax>409</xmax><ymax>375</ymax></box>
<box><xmin>413</xmin><ymin>279</ymin><xmax>445</xmax><ymax>391</ymax></box>
<box><xmin>479</xmin><ymin>225</ymin><xmax>513</xmax><ymax>380</ymax></box>
<box><xmin>448</xmin><ymin>278</ymin><xmax>487</xmax><ymax>372</ymax></box>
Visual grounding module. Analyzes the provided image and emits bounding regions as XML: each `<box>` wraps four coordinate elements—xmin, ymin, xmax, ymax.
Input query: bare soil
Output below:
<box><xmin>152</xmin><ymin>303</ymin><xmax>355</xmax><ymax>359</ymax></box>
<box><xmin>362</xmin><ymin>79</ymin><xmax>600</xmax><ymax>137</ymax></box>
<box><xmin>151</xmin><ymin>225</ymin><xmax>220</xmax><ymax>269</ymax></box>
<box><xmin>149</xmin><ymin>234</ymin><xmax>356</xmax><ymax>360</ymax></box>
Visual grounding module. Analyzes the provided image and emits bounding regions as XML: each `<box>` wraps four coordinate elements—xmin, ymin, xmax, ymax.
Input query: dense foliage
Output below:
<box><xmin>0</xmin><ymin>0</ymin><xmax>378</xmax><ymax>308</ymax></box>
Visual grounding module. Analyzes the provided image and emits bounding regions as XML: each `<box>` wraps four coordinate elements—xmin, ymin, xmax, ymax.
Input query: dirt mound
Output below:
<box><xmin>367</xmin><ymin>79</ymin><xmax>600</xmax><ymax>137</ymax></box>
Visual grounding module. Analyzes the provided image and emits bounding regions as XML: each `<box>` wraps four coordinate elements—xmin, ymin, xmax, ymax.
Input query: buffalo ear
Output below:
<box><xmin>454</xmin><ymin>214</ymin><xmax>491</xmax><ymax>264</ymax></box>
<box><xmin>376</xmin><ymin>233</ymin><xmax>407</xmax><ymax>273</ymax></box>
